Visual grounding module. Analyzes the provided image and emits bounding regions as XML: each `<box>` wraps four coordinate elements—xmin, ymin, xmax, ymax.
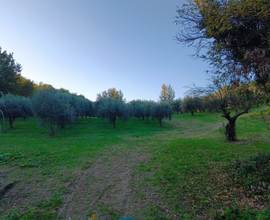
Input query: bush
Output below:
<box><xmin>215</xmin><ymin>206</ymin><xmax>270</xmax><ymax>220</ymax></box>
<box><xmin>229</xmin><ymin>151</ymin><xmax>270</xmax><ymax>195</ymax></box>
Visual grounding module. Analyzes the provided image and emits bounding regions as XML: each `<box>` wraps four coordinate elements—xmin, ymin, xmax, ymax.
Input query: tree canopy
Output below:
<box><xmin>0</xmin><ymin>93</ymin><xmax>32</xmax><ymax>129</ymax></box>
<box><xmin>186</xmin><ymin>75</ymin><xmax>256</xmax><ymax>140</ymax></box>
<box><xmin>175</xmin><ymin>0</ymin><xmax>270</xmax><ymax>84</ymax></box>
<box><xmin>151</xmin><ymin>102</ymin><xmax>174</xmax><ymax>127</ymax></box>
<box><xmin>96</xmin><ymin>88</ymin><xmax>124</xmax><ymax>101</ymax></box>
<box><xmin>96</xmin><ymin>98</ymin><xmax>129</xmax><ymax>128</ymax></box>
<box><xmin>170</xmin><ymin>98</ymin><xmax>182</xmax><ymax>114</ymax></box>
<box><xmin>31</xmin><ymin>89</ymin><xmax>76</xmax><ymax>135</ymax></box>
<box><xmin>182</xmin><ymin>95</ymin><xmax>203</xmax><ymax>116</ymax></box>
<box><xmin>0</xmin><ymin>48</ymin><xmax>22</xmax><ymax>95</ymax></box>
<box><xmin>159</xmin><ymin>84</ymin><xmax>175</xmax><ymax>102</ymax></box>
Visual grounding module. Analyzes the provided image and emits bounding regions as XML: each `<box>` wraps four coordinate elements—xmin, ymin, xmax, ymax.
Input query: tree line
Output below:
<box><xmin>0</xmin><ymin>79</ymin><xmax>175</xmax><ymax>135</ymax></box>
<box><xmin>1</xmin><ymin>0</ymin><xmax>269</xmax><ymax>140</ymax></box>
<box><xmin>1</xmin><ymin>45</ymin><xmax>269</xmax><ymax>141</ymax></box>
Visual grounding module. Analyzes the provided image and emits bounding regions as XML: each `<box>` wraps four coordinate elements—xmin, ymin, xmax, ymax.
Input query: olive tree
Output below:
<box><xmin>86</xmin><ymin>100</ymin><xmax>95</xmax><ymax>118</ymax></box>
<box><xmin>151</xmin><ymin>102</ymin><xmax>173</xmax><ymax>127</ymax></box>
<box><xmin>0</xmin><ymin>93</ymin><xmax>32</xmax><ymax>129</ymax></box>
<box><xmin>128</xmin><ymin>100</ymin><xmax>145</xmax><ymax>120</ymax></box>
<box><xmin>32</xmin><ymin>89</ymin><xmax>75</xmax><ymax>135</ymax></box>
<box><xmin>181</xmin><ymin>95</ymin><xmax>203</xmax><ymax>116</ymax></box>
<box><xmin>96</xmin><ymin>98</ymin><xmax>129</xmax><ymax>128</ymax></box>
<box><xmin>170</xmin><ymin>98</ymin><xmax>182</xmax><ymax>114</ymax></box>
<box><xmin>143</xmin><ymin>100</ymin><xmax>155</xmax><ymax>123</ymax></box>
<box><xmin>186</xmin><ymin>76</ymin><xmax>255</xmax><ymax>140</ymax></box>
<box><xmin>55</xmin><ymin>93</ymin><xmax>76</xmax><ymax>129</ymax></box>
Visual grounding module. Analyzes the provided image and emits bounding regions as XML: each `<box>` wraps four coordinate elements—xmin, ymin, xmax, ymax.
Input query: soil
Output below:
<box><xmin>0</xmin><ymin>146</ymin><xmax>170</xmax><ymax>220</ymax></box>
<box><xmin>57</xmin><ymin>146</ymin><xmax>160</xmax><ymax>219</ymax></box>
<box><xmin>0</xmin><ymin>167</ymin><xmax>57</xmax><ymax>216</ymax></box>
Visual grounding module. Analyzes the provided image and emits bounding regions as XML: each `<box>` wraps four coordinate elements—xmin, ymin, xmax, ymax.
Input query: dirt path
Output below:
<box><xmin>57</xmin><ymin>146</ymin><xmax>158</xmax><ymax>220</ymax></box>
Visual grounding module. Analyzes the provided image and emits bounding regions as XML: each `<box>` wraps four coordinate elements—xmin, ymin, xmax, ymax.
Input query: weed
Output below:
<box><xmin>97</xmin><ymin>202</ymin><xmax>122</xmax><ymax>219</ymax></box>
<box><xmin>214</xmin><ymin>205</ymin><xmax>270</xmax><ymax>220</ymax></box>
<box><xmin>228</xmin><ymin>151</ymin><xmax>270</xmax><ymax>196</ymax></box>
<box><xmin>35</xmin><ymin>194</ymin><xmax>63</xmax><ymax>209</ymax></box>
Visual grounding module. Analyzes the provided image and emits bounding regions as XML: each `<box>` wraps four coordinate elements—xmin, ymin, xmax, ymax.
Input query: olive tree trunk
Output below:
<box><xmin>158</xmin><ymin>119</ymin><xmax>162</xmax><ymax>127</ymax></box>
<box><xmin>222</xmin><ymin>107</ymin><xmax>250</xmax><ymax>141</ymax></box>
<box><xmin>9</xmin><ymin>117</ymin><xmax>15</xmax><ymax>129</ymax></box>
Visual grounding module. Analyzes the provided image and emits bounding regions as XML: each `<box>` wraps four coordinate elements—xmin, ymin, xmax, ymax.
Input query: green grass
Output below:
<box><xmin>0</xmin><ymin>117</ymin><xmax>173</xmax><ymax>170</ymax></box>
<box><xmin>1</xmin><ymin>107</ymin><xmax>270</xmax><ymax>219</ymax></box>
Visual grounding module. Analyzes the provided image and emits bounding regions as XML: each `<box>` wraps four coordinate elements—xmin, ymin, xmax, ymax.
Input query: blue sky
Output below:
<box><xmin>1</xmin><ymin>0</ymin><xmax>210</xmax><ymax>102</ymax></box>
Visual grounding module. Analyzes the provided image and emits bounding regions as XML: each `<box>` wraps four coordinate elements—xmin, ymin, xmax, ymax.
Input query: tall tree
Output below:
<box><xmin>107</xmin><ymin>88</ymin><xmax>124</xmax><ymax>100</ymax></box>
<box><xmin>18</xmin><ymin>76</ymin><xmax>35</xmax><ymax>98</ymax></box>
<box><xmin>175</xmin><ymin>0</ymin><xmax>270</xmax><ymax>84</ymax></box>
<box><xmin>159</xmin><ymin>84</ymin><xmax>175</xmax><ymax>102</ymax></box>
<box><xmin>0</xmin><ymin>48</ymin><xmax>22</xmax><ymax>95</ymax></box>
<box><xmin>97</xmin><ymin>88</ymin><xmax>124</xmax><ymax>101</ymax></box>
<box><xmin>37</xmin><ymin>82</ymin><xmax>54</xmax><ymax>90</ymax></box>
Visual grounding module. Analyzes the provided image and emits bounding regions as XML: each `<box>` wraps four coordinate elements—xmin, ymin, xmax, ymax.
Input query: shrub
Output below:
<box><xmin>228</xmin><ymin>151</ymin><xmax>270</xmax><ymax>195</ymax></box>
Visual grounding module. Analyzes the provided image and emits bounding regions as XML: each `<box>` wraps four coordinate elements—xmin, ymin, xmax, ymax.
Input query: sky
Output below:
<box><xmin>1</xmin><ymin>0</ymin><xmax>211</xmax><ymax>102</ymax></box>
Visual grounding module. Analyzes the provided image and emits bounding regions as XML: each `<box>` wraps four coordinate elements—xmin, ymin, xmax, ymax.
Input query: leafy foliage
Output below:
<box><xmin>0</xmin><ymin>48</ymin><xmax>22</xmax><ymax>95</ymax></box>
<box><xmin>229</xmin><ymin>151</ymin><xmax>270</xmax><ymax>195</ymax></box>
<box><xmin>18</xmin><ymin>76</ymin><xmax>35</xmax><ymax>98</ymax></box>
<box><xmin>151</xmin><ymin>102</ymin><xmax>173</xmax><ymax>127</ymax></box>
<box><xmin>96</xmin><ymin>98</ymin><xmax>129</xmax><ymax>128</ymax></box>
<box><xmin>96</xmin><ymin>88</ymin><xmax>124</xmax><ymax>101</ymax></box>
<box><xmin>159</xmin><ymin>84</ymin><xmax>175</xmax><ymax>102</ymax></box>
<box><xmin>143</xmin><ymin>100</ymin><xmax>155</xmax><ymax>123</ymax></box>
<box><xmin>214</xmin><ymin>205</ymin><xmax>270</xmax><ymax>220</ymax></box>
<box><xmin>175</xmin><ymin>0</ymin><xmax>270</xmax><ymax>84</ymax></box>
<box><xmin>128</xmin><ymin>100</ymin><xmax>145</xmax><ymax>119</ymax></box>
<box><xmin>31</xmin><ymin>89</ymin><xmax>76</xmax><ymax>135</ymax></box>
<box><xmin>170</xmin><ymin>98</ymin><xmax>182</xmax><ymax>114</ymax></box>
<box><xmin>0</xmin><ymin>93</ymin><xmax>32</xmax><ymax>129</ymax></box>
<box><xmin>181</xmin><ymin>95</ymin><xmax>203</xmax><ymax>116</ymax></box>
<box><xmin>185</xmin><ymin>76</ymin><xmax>258</xmax><ymax>140</ymax></box>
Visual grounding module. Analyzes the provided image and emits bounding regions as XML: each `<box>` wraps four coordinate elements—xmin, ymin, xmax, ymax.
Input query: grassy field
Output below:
<box><xmin>0</xmin><ymin>105</ymin><xmax>270</xmax><ymax>219</ymax></box>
